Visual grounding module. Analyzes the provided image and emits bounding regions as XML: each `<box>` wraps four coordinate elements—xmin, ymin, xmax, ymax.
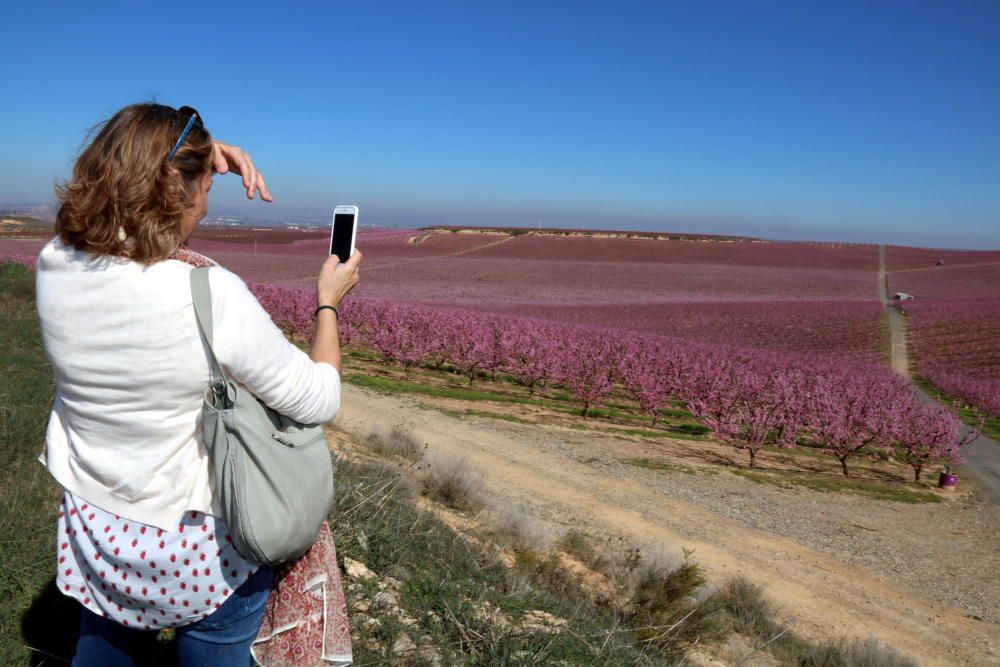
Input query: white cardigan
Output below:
<box><xmin>35</xmin><ymin>237</ymin><xmax>341</xmax><ymax>531</ymax></box>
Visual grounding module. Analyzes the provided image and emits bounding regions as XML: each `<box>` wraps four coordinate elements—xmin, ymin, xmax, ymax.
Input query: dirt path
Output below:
<box><xmin>887</xmin><ymin>308</ymin><xmax>911</xmax><ymax>378</ymax></box>
<box><xmin>365</xmin><ymin>233</ymin><xmax>517</xmax><ymax>271</ymax></box>
<box><xmin>879</xmin><ymin>245</ymin><xmax>909</xmax><ymax>376</ymax></box>
<box><xmin>330</xmin><ymin>382</ymin><xmax>999</xmax><ymax>666</ymax></box>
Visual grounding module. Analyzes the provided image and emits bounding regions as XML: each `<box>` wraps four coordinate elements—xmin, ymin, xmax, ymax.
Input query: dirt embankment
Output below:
<box><xmin>329</xmin><ymin>382</ymin><xmax>1000</xmax><ymax>667</ymax></box>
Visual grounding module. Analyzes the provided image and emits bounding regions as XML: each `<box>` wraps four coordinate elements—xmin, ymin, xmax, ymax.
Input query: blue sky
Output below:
<box><xmin>1</xmin><ymin>1</ymin><xmax>998</xmax><ymax>248</ymax></box>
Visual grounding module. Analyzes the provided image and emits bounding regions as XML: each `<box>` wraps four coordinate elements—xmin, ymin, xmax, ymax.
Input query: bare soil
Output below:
<box><xmin>328</xmin><ymin>381</ymin><xmax>1000</xmax><ymax>666</ymax></box>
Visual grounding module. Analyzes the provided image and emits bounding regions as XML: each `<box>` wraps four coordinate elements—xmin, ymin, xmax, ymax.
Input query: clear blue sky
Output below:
<box><xmin>2</xmin><ymin>1</ymin><xmax>998</xmax><ymax>248</ymax></box>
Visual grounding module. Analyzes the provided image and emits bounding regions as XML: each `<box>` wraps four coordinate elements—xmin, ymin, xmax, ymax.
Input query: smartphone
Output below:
<box><xmin>329</xmin><ymin>205</ymin><xmax>359</xmax><ymax>265</ymax></box>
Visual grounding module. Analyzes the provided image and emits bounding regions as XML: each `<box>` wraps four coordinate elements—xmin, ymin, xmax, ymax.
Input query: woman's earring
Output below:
<box><xmin>118</xmin><ymin>227</ymin><xmax>127</xmax><ymax>242</ymax></box>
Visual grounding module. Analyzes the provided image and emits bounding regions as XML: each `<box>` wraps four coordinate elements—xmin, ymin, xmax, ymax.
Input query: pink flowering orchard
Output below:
<box><xmin>888</xmin><ymin>246</ymin><xmax>1000</xmax><ymax>418</ymax></box>
<box><xmin>236</xmin><ymin>279</ymin><xmax>977</xmax><ymax>475</ymax></box>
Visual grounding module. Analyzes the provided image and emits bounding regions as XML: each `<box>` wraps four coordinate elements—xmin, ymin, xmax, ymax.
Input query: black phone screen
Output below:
<box><xmin>330</xmin><ymin>213</ymin><xmax>355</xmax><ymax>261</ymax></box>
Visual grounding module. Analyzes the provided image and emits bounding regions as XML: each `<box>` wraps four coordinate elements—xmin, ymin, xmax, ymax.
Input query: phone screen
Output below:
<box><xmin>330</xmin><ymin>212</ymin><xmax>355</xmax><ymax>261</ymax></box>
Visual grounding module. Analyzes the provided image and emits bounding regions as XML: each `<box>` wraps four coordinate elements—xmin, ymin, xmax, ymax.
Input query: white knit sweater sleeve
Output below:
<box><xmin>207</xmin><ymin>266</ymin><xmax>341</xmax><ymax>424</ymax></box>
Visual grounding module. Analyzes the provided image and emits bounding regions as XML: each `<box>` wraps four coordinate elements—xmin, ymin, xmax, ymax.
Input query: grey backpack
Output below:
<box><xmin>190</xmin><ymin>267</ymin><xmax>334</xmax><ymax>565</ymax></box>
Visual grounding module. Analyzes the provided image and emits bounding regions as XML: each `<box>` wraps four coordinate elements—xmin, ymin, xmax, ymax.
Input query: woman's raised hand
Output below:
<box><xmin>211</xmin><ymin>141</ymin><xmax>272</xmax><ymax>202</ymax></box>
<box><xmin>317</xmin><ymin>249</ymin><xmax>362</xmax><ymax>308</ymax></box>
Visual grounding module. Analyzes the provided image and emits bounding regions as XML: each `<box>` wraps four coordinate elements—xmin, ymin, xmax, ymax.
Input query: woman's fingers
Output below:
<box><xmin>345</xmin><ymin>248</ymin><xmax>363</xmax><ymax>269</ymax></box>
<box><xmin>210</xmin><ymin>141</ymin><xmax>271</xmax><ymax>202</ymax></box>
<box><xmin>257</xmin><ymin>171</ymin><xmax>273</xmax><ymax>202</ymax></box>
<box><xmin>241</xmin><ymin>152</ymin><xmax>257</xmax><ymax>199</ymax></box>
<box><xmin>211</xmin><ymin>142</ymin><xmax>230</xmax><ymax>175</ymax></box>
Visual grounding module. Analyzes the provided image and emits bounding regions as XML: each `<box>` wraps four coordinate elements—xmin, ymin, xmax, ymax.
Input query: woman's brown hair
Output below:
<box><xmin>54</xmin><ymin>103</ymin><xmax>213</xmax><ymax>265</ymax></box>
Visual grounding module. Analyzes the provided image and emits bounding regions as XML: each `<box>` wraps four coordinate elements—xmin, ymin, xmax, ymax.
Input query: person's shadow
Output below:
<box><xmin>21</xmin><ymin>578</ymin><xmax>175</xmax><ymax>665</ymax></box>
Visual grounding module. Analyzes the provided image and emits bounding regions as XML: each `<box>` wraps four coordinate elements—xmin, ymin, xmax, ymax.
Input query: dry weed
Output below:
<box><xmin>418</xmin><ymin>451</ymin><xmax>485</xmax><ymax>512</ymax></box>
<box><xmin>488</xmin><ymin>501</ymin><xmax>554</xmax><ymax>554</ymax></box>
<box><xmin>362</xmin><ymin>423</ymin><xmax>426</xmax><ymax>461</ymax></box>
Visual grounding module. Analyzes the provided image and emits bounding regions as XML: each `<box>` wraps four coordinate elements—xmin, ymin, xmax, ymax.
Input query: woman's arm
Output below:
<box><xmin>310</xmin><ymin>308</ymin><xmax>342</xmax><ymax>376</ymax></box>
<box><xmin>209</xmin><ymin>266</ymin><xmax>341</xmax><ymax>424</ymax></box>
<box><xmin>309</xmin><ymin>251</ymin><xmax>362</xmax><ymax>376</ymax></box>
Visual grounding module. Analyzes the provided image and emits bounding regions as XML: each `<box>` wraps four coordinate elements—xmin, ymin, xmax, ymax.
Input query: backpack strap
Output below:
<box><xmin>190</xmin><ymin>267</ymin><xmax>229</xmax><ymax>398</ymax></box>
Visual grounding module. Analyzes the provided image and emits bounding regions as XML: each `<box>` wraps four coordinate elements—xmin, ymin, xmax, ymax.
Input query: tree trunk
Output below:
<box><xmin>914</xmin><ymin>464</ymin><xmax>922</xmax><ymax>482</ymax></box>
<box><xmin>650</xmin><ymin>412</ymin><xmax>659</xmax><ymax>428</ymax></box>
<box><xmin>749</xmin><ymin>448</ymin><xmax>757</xmax><ymax>468</ymax></box>
<box><xmin>582</xmin><ymin>401</ymin><xmax>590</xmax><ymax>419</ymax></box>
<box><xmin>840</xmin><ymin>455</ymin><xmax>850</xmax><ymax>476</ymax></box>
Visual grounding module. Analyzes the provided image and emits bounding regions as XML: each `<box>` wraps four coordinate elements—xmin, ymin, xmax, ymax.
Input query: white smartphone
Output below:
<box><xmin>329</xmin><ymin>205</ymin><xmax>359</xmax><ymax>265</ymax></box>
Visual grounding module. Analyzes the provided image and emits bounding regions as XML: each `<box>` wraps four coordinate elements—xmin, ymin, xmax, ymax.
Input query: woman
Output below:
<box><xmin>35</xmin><ymin>103</ymin><xmax>361</xmax><ymax>665</ymax></box>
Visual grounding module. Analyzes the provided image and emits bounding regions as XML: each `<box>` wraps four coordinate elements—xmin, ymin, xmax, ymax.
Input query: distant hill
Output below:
<box><xmin>0</xmin><ymin>216</ymin><xmax>53</xmax><ymax>237</ymax></box>
<box><xmin>419</xmin><ymin>224</ymin><xmax>761</xmax><ymax>243</ymax></box>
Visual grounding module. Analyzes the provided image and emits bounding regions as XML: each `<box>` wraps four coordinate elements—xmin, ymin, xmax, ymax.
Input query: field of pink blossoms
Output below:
<box><xmin>175</xmin><ymin>230</ymin><xmax>884</xmax><ymax>361</ymax></box>
<box><xmin>888</xmin><ymin>247</ymin><xmax>1000</xmax><ymax>416</ymax></box>
<box><xmin>5</xmin><ymin>227</ymin><xmax>997</xmax><ymax>417</ymax></box>
<box><xmin>5</xmin><ymin>226</ymin><xmax>994</xmax><ymax>468</ymax></box>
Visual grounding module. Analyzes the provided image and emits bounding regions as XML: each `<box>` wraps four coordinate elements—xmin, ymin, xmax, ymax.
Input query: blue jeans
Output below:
<box><xmin>71</xmin><ymin>565</ymin><xmax>274</xmax><ymax>667</ymax></box>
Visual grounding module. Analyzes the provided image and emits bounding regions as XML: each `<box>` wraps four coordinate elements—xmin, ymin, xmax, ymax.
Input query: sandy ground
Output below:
<box><xmin>328</xmin><ymin>381</ymin><xmax>999</xmax><ymax>666</ymax></box>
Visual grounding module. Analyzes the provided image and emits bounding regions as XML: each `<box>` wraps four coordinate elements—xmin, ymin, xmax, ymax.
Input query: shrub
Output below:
<box><xmin>720</xmin><ymin>577</ymin><xmax>918</xmax><ymax>666</ymax></box>
<box><xmin>489</xmin><ymin>502</ymin><xmax>552</xmax><ymax>554</ymax></box>
<box><xmin>361</xmin><ymin>423</ymin><xmax>425</xmax><ymax>461</ymax></box>
<box><xmin>418</xmin><ymin>452</ymin><xmax>484</xmax><ymax>512</ymax></box>
<box><xmin>624</xmin><ymin>551</ymin><xmax>729</xmax><ymax>659</ymax></box>
<box><xmin>721</xmin><ymin>576</ymin><xmax>778</xmax><ymax>637</ymax></box>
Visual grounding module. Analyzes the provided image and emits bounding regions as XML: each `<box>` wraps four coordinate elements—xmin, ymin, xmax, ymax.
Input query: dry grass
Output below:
<box><xmin>721</xmin><ymin>576</ymin><xmax>918</xmax><ymax>666</ymax></box>
<box><xmin>361</xmin><ymin>423</ymin><xmax>426</xmax><ymax>461</ymax></box>
<box><xmin>488</xmin><ymin>501</ymin><xmax>553</xmax><ymax>554</ymax></box>
<box><xmin>417</xmin><ymin>451</ymin><xmax>485</xmax><ymax>512</ymax></box>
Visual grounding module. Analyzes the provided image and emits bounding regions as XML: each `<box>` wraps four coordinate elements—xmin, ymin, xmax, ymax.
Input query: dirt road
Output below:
<box><xmin>330</xmin><ymin>382</ymin><xmax>999</xmax><ymax>666</ymax></box>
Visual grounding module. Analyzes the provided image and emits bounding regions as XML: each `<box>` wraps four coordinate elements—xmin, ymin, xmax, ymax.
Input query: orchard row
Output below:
<box><xmin>249</xmin><ymin>282</ymin><xmax>978</xmax><ymax>479</ymax></box>
<box><xmin>901</xmin><ymin>300</ymin><xmax>1000</xmax><ymax>418</ymax></box>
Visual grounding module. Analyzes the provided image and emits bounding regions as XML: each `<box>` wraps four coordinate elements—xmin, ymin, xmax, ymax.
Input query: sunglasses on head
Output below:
<box><xmin>167</xmin><ymin>106</ymin><xmax>203</xmax><ymax>161</ymax></box>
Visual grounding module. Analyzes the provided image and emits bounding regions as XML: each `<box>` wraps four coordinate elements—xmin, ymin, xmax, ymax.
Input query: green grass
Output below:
<box><xmin>623</xmin><ymin>458</ymin><xmax>705</xmax><ymax>475</ymax></box>
<box><xmin>597</xmin><ymin>426</ymin><xmax>707</xmax><ymax>441</ymax></box>
<box><xmin>346</xmin><ymin>372</ymin><xmax>712</xmax><ymax>445</ymax></box>
<box><xmin>329</xmin><ymin>457</ymin><xmax>664</xmax><ymax>664</ymax></box>
<box><xmin>878</xmin><ymin>309</ymin><xmax>892</xmax><ymax>367</ymax></box>
<box><xmin>457</xmin><ymin>408</ymin><xmax>534</xmax><ymax>425</ymax></box>
<box><xmin>0</xmin><ymin>262</ymin><xmax>62</xmax><ymax>664</ymax></box>
<box><xmin>730</xmin><ymin>470</ymin><xmax>941</xmax><ymax>504</ymax></box>
<box><xmin>913</xmin><ymin>376</ymin><xmax>1000</xmax><ymax>441</ymax></box>
<box><xmin>722</xmin><ymin>577</ymin><xmax>917</xmax><ymax>667</ymax></box>
<box><xmin>346</xmin><ymin>372</ymin><xmax>540</xmax><ymax>404</ymax></box>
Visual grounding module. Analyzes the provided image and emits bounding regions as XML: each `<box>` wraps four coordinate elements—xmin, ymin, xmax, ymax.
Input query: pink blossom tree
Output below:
<box><xmin>892</xmin><ymin>398</ymin><xmax>980</xmax><ymax>482</ymax></box>
<box><xmin>554</xmin><ymin>333</ymin><xmax>617</xmax><ymax>419</ymax></box>
<box><xmin>804</xmin><ymin>369</ymin><xmax>910</xmax><ymax>476</ymax></box>
<box><xmin>505</xmin><ymin>321</ymin><xmax>559</xmax><ymax>397</ymax></box>
<box><xmin>688</xmin><ymin>360</ymin><xmax>797</xmax><ymax>467</ymax></box>
<box><xmin>617</xmin><ymin>339</ymin><xmax>671</xmax><ymax>426</ymax></box>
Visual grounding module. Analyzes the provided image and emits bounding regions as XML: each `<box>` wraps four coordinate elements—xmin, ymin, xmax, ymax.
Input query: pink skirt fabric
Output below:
<box><xmin>252</xmin><ymin>522</ymin><xmax>353</xmax><ymax>666</ymax></box>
